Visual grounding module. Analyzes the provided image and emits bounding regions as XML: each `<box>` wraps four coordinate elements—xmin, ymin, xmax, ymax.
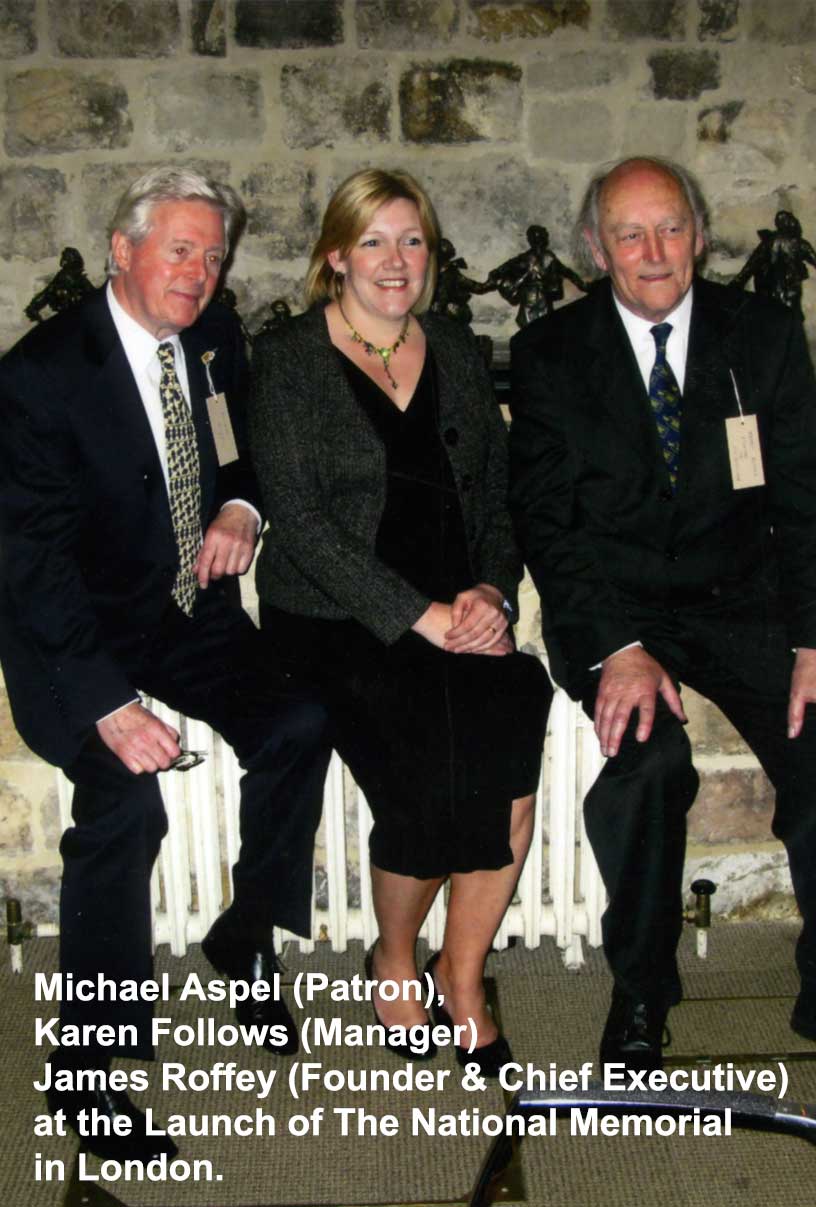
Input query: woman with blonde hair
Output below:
<box><xmin>249</xmin><ymin>168</ymin><xmax>551</xmax><ymax>1075</ymax></box>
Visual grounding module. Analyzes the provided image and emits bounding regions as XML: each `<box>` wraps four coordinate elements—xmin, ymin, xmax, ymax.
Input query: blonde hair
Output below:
<box><xmin>305</xmin><ymin>168</ymin><xmax>440</xmax><ymax>313</ymax></box>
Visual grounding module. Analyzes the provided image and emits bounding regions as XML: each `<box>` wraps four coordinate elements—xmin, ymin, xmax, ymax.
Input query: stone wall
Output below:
<box><xmin>3</xmin><ymin>0</ymin><xmax>816</xmax><ymax>929</ymax></box>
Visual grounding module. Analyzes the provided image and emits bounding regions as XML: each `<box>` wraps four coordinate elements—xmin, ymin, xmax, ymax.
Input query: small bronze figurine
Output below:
<box><xmin>256</xmin><ymin>299</ymin><xmax>294</xmax><ymax>337</ymax></box>
<box><xmin>430</xmin><ymin>238</ymin><xmax>493</xmax><ymax>326</ymax></box>
<box><xmin>482</xmin><ymin>225</ymin><xmax>587</xmax><ymax>327</ymax></box>
<box><xmin>731</xmin><ymin>210</ymin><xmax>816</xmax><ymax>318</ymax></box>
<box><xmin>25</xmin><ymin>247</ymin><xmax>95</xmax><ymax>322</ymax></box>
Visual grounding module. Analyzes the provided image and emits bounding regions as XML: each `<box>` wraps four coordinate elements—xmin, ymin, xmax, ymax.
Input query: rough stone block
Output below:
<box><xmin>192</xmin><ymin>0</ymin><xmax>227</xmax><ymax>56</ymax></box>
<box><xmin>790</xmin><ymin>52</ymin><xmax>816</xmax><ymax>94</ymax></box>
<box><xmin>281</xmin><ymin>59</ymin><xmax>390</xmax><ymax>149</ymax></box>
<box><xmin>683</xmin><ymin>687</ymin><xmax>749</xmax><ymax>755</ymax></box>
<box><xmin>387</xmin><ymin>155</ymin><xmax>572</xmax><ymax>286</ymax></box>
<box><xmin>49</xmin><ymin>0</ymin><xmax>180</xmax><ymax>58</ymax></box>
<box><xmin>40</xmin><ymin>782</ymin><xmax>62</xmax><ymax>848</ymax></box>
<box><xmin>803</xmin><ymin>107</ymin><xmax>816</xmax><ymax>166</ymax></box>
<box><xmin>0</xmin><ymin>778</ymin><xmax>33</xmax><ymax>853</ymax></box>
<box><xmin>622</xmin><ymin>103</ymin><xmax>689</xmax><ymax>159</ymax></box>
<box><xmin>749</xmin><ymin>0</ymin><xmax>816</xmax><ymax>43</ymax></box>
<box><xmin>0</xmin><ymin>0</ymin><xmax>36</xmax><ymax>57</ymax></box>
<box><xmin>357</xmin><ymin>0</ymin><xmax>459</xmax><ymax>49</ymax></box>
<box><xmin>701</xmin><ymin>98</ymin><xmax>794</xmax><ymax>168</ymax></box>
<box><xmin>697</xmin><ymin>99</ymin><xmax>744</xmax><ymax>143</ymax></box>
<box><xmin>606</xmin><ymin>0</ymin><xmax>686</xmax><ymax>40</ymax></box>
<box><xmin>238</xmin><ymin>164</ymin><xmax>320</xmax><ymax>259</ymax></box>
<box><xmin>689</xmin><ymin>768</ymin><xmax>773</xmax><ymax>843</ymax></box>
<box><xmin>698</xmin><ymin>0</ymin><xmax>739</xmax><ymax>40</ymax></box>
<box><xmin>467</xmin><ymin>0</ymin><xmax>590</xmax><ymax>41</ymax></box>
<box><xmin>0</xmin><ymin>166</ymin><xmax>66</xmax><ymax>262</ymax></box>
<box><xmin>145</xmin><ymin>71</ymin><xmax>262</xmax><ymax>153</ymax></box>
<box><xmin>684</xmin><ymin>849</ymin><xmax>792</xmax><ymax>916</ymax></box>
<box><xmin>529</xmin><ymin>99</ymin><xmax>613</xmax><ymax>162</ymax></box>
<box><xmin>649</xmin><ymin>49</ymin><xmax>721</xmax><ymax>100</ymax></box>
<box><xmin>0</xmin><ymin>283</ymin><xmax>27</xmax><ymax>355</ymax></box>
<box><xmin>528</xmin><ymin>50</ymin><xmax>628</xmax><ymax>92</ymax></box>
<box><xmin>0</xmin><ymin>689</ymin><xmax>30</xmax><ymax>758</ymax></box>
<box><xmin>235</xmin><ymin>0</ymin><xmax>343</xmax><ymax>48</ymax></box>
<box><xmin>5</xmin><ymin>69</ymin><xmax>132</xmax><ymax>157</ymax></box>
<box><xmin>400</xmin><ymin>59</ymin><xmax>522</xmax><ymax>144</ymax></box>
<box><xmin>1</xmin><ymin>866</ymin><xmax>61</xmax><ymax>925</ymax></box>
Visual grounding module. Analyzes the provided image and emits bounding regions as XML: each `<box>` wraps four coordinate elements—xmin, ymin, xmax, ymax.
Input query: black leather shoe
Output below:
<box><xmin>365</xmin><ymin>943</ymin><xmax>436</xmax><ymax>1061</ymax></box>
<box><xmin>791</xmin><ymin>990</ymin><xmax>816</xmax><ymax>1040</ymax></box>
<box><xmin>423</xmin><ymin>952</ymin><xmax>512</xmax><ymax>1078</ymax></box>
<box><xmin>46</xmin><ymin>1061</ymin><xmax>178</xmax><ymax>1162</ymax></box>
<box><xmin>599</xmin><ymin>987</ymin><xmax>668</xmax><ymax>1073</ymax></box>
<box><xmin>202</xmin><ymin>913</ymin><xmax>299</xmax><ymax>1055</ymax></box>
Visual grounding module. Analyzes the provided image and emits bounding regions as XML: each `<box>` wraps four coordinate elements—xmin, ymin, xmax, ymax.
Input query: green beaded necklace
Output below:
<box><xmin>339</xmin><ymin>303</ymin><xmax>410</xmax><ymax>390</ymax></box>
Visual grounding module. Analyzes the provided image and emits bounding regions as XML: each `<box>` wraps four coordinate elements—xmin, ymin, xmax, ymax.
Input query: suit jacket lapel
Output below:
<box><xmin>180</xmin><ymin>322</ymin><xmax>219</xmax><ymax>518</ymax></box>
<box><xmin>583</xmin><ymin>282</ymin><xmax>667</xmax><ymax>477</ymax></box>
<box><xmin>81</xmin><ymin>289</ymin><xmax>168</xmax><ymax>493</ymax></box>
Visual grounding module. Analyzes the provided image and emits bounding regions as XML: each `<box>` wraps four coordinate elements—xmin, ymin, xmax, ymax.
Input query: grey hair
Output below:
<box><xmin>573</xmin><ymin>156</ymin><xmax>709</xmax><ymax>278</ymax></box>
<box><xmin>106</xmin><ymin>166</ymin><xmax>245</xmax><ymax>276</ymax></box>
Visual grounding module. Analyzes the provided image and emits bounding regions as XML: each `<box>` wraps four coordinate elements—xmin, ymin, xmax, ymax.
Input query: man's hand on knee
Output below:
<box><xmin>595</xmin><ymin>647</ymin><xmax>686</xmax><ymax>758</ymax></box>
<box><xmin>96</xmin><ymin>702</ymin><xmax>181</xmax><ymax>775</ymax></box>
<box><xmin>788</xmin><ymin>647</ymin><xmax>816</xmax><ymax>739</ymax></box>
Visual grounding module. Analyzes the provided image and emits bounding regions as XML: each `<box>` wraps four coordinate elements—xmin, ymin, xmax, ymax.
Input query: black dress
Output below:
<box><xmin>261</xmin><ymin>351</ymin><xmax>551</xmax><ymax>878</ymax></box>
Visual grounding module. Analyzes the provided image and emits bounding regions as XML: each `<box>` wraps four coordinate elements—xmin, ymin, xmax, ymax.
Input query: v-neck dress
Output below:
<box><xmin>260</xmin><ymin>350</ymin><xmax>550</xmax><ymax>878</ymax></box>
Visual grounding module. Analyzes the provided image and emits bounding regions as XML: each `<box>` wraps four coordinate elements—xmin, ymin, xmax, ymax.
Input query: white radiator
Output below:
<box><xmin>56</xmin><ymin>673</ymin><xmax>606</xmax><ymax>968</ymax></box>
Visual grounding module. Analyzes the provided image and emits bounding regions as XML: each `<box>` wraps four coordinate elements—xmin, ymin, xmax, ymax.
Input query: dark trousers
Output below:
<box><xmin>59</xmin><ymin>591</ymin><xmax>330</xmax><ymax>1061</ymax></box>
<box><xmin>580</xmin><ymin>609</ymin><xmax>816</xmax><ymax>1004</ymax></box>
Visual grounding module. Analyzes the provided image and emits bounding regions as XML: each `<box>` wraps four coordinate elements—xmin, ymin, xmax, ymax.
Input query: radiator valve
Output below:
<box><xmin>683</xmin><ymin>879</ymin><xmax>716</xmax><ymax>958</ymax></box>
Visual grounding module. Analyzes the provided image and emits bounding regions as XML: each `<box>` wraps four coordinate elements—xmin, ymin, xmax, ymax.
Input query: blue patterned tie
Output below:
<box><xmin>157</xmin><ymin>342</ymin><xmax>201</xmax><ymax>616</ymax></box>
<box><xmin>648</xmin><ymin>322</ymin><xmax>682</xmax><ymax>490</ymax></box>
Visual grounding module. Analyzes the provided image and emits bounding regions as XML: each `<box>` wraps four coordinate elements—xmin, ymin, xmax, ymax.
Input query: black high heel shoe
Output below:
<box><xmin>365</xmin><ymin>943</ymin><xmax>437</xmax><ymax>1062</ymax></box>
<box><xmin>423</xmin><ymin>952</ymin><xmax>512</xmax><ymax>1078</ymax></box>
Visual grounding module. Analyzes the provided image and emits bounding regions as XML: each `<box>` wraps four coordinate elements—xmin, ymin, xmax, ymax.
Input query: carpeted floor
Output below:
<box><xmin>2</xmin><ymin>922</ymin><xmax>814</xmax><ymax>1207</ymax></box>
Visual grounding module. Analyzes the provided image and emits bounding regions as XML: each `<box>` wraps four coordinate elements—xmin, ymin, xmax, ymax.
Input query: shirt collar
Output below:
<box><xmin>106</xmin><ymin>281</ymin><xmax>182</xmax><ymax>373</ymax></box>
<box><xmin>612</xmin><ymin>285</ymin><xmax>693</xmax><ymax>349</ymax></box>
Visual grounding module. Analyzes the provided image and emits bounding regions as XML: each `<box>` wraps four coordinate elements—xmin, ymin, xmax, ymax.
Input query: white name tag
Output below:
<box><xmin>725</xmin><ymin>414</ymin><xmax>765</xmax><ymax>489</ymax></box>
<box><xmin>206</xmin><ymin>392</ymin><xmax>238</xmax><ymax>466</ymax></box>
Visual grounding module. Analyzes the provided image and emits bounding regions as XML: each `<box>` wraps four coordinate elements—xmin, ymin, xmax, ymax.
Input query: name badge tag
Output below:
<box><xmin>725</xmin><ymin>414</ymin><xmax>765</xmax><ymax>489</ymax></box>
<box><xmin>206</xmin><ymin>393</ymin><xmax>238</xmax><ymax>466</ymax></box>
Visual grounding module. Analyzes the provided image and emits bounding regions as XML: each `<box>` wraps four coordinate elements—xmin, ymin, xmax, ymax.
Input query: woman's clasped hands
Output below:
<box><xmin>412</xmin><ymin>583</ymin><xmax>512</xmax><ymax>655</ymax></box>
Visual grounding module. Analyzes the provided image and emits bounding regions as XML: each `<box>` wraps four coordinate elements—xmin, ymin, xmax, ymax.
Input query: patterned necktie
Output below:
<box><xmin>648</xmin><ymin>322</ymin><xmax>682</xmax><ymax>490</ymax></box>
<box><xmin>156</xmin><ymin>342</ymin><xmax>201</xmax><ymax>616</ymax></box>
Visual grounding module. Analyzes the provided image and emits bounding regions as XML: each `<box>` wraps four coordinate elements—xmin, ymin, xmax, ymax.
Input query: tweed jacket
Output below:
<box><xmin>509</xmin><ymin>276</ymin><xmax>816</xmax><ymax>699</ymax></box>
<box><xmin>249</xmin><ymin>305</ymin><xmax>521</xmax><ymax>645</ymax></box>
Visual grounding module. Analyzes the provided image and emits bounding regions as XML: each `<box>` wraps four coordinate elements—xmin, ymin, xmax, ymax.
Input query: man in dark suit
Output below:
<box><xmin>0</xmin><ymin>168</ymin><xmax>328</xmax><ymax>1159</ymax></box>
<box><xmin>510</xmin><ymin>156</ymin><xmax>816</xmax><ymax>1072</ymax></box>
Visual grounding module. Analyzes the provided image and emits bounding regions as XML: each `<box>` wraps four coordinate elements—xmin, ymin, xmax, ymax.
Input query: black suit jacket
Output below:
<box><xmin>0</xmin><ymin>287</ymin><xmax>259</xmax><ymax>767</ymax></box>
<box><xmin>509</xmin><ymin>277</ymin><xmax>816</xmax><ymax>699</ymax></box>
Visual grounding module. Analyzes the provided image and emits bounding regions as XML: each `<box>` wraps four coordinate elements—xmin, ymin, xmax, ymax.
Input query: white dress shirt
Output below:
<box><xmin>613</xmin><ymin>286</ymin><xmax>693</xmax><ymax>393</ymax></box>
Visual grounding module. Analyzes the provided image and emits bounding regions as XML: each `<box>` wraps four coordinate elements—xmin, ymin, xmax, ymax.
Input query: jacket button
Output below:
<box><xmin>444</xmin><ymin>427</ymin><xmax>459</xmax><ymax>446</ymax></box>
<box><xmin>461</xmin><ymin>474</ymin><xmax>473</xmax><ymax>491</ymax></box>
